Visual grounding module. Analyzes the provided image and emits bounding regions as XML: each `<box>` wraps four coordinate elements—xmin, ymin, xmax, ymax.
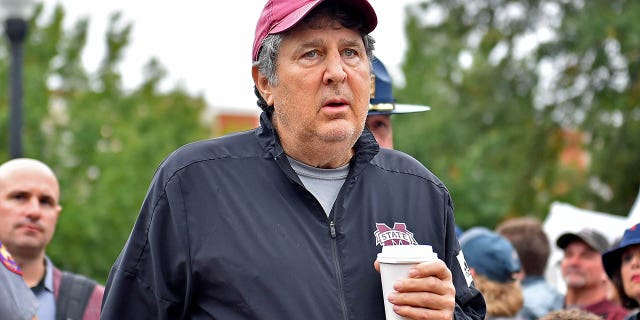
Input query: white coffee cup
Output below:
<box><xmin>377</xmin><ymin>245</ymin><xmax>438</xmax><ymax>320</ymax></box>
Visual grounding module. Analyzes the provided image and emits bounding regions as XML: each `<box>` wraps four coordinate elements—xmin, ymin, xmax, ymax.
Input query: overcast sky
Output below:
<box><xmin>38</xmin><ymin>0</ymin><xmax>420</xmax><ymax>111</ymax></box>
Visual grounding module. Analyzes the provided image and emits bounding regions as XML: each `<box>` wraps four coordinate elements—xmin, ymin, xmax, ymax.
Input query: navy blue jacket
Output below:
<box><xmin>101</xmin><ymin>112</ymin><xmax>485</xmax><ymax>319</ymax></box>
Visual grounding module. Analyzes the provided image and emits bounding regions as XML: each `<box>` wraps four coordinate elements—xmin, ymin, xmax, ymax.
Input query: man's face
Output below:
<box><xmin>561</xmin><ymin>240</ymin><xmax>606</xmax><ymax>289</ymax></box>
<box><xmin>258</xmin><ymin>18</ymin><xmax>371</xmax><ymax>158</ymax></box>
<box><xmin>366</xmin><ymin>114</ymin><xmax>393</xmax><ymax>149</ymax></box>
<box><xmin>0</xmin><ymin>164</ymin><xmax>61</xmax><ymax>258</ymax></box>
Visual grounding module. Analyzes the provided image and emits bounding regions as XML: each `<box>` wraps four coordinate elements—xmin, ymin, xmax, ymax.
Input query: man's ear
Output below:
<box><xmin>252</xmin><ymin>66</ymin><xmax>274</xmax><ymax>106</ymax></box>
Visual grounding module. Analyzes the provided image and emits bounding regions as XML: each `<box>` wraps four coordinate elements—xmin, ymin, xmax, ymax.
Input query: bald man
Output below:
<box><xmin>0</xmin><ymin>158</ymin><xmax>104</xmax><ymax>320</ymax></box>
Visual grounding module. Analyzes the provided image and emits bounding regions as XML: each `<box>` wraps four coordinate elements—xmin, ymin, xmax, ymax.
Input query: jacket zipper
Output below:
<box><xmin>329</xmin><ymin>220</ymin><xmax>349</xmax><ymax>320</ymax></box>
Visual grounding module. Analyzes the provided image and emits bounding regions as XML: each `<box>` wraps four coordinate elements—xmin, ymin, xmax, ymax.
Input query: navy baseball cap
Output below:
<box><xmin>368</xmin><ymin>56</ymin><xmax>431</xmax><ymax>115</ymax></box>
<box><xmin>556</xmin><ymin>228</ymin><xmax>610</xmax><ymax>253</ymax></box>
<box><xmin>603</xmin><ymin>223</ymin><xmax>640</xmax><ymax>279</ymax></box>
<box><xmin>459</xmin><ymin>227</ymin><xmax>521</xmax><ymax>283</ymax></box>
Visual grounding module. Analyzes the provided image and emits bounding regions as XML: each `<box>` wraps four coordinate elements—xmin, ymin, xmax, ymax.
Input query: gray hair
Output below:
<box><xmin>252</xmin><ymin>2</ymin><xmax>376</xmax><ymax>113</ymax></box>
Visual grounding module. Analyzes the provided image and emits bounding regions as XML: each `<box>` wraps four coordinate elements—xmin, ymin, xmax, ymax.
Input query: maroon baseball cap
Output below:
<box><xmin>252</xmin><ymin>0</ymin><xmax>378</xmax><ymax>61</ymax></box>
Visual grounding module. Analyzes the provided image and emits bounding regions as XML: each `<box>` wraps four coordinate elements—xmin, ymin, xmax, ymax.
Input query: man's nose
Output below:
<box><xmin>24</xmin><ymin>198</ymin><xmax>43</xmax><ymax>218</ymax></box>
<box><xmin>323</xmin><ymin>53</ymin><xmax>347</xmax><ymax>85</ymax></box>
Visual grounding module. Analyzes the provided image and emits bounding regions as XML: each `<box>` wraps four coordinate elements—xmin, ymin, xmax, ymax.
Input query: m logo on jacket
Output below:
<box><xmin>374</xmin><ymin>222</ymin><xmax>419</xmax><ymax>246</ymax></box>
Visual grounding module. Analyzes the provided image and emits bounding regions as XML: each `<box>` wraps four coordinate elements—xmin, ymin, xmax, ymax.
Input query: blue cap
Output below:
<box><xmin>603</xmin><ymin>223</ymin><xmax>640</xmax><ymax>279</ymax></box>
<box><xmin>460</xmin><ymin>227</ymin><xmax>521</xmax><ymax>283</ymax></box>
<box><xmin>369</xmin><ymin>56</ymin><xmax>431</xmax><ymax>115</ymax></box>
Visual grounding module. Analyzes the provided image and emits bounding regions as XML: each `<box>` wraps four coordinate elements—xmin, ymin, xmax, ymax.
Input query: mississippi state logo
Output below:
<box><xmin>0</xmin><ymin>241</ymin><xmax>22</xmax><ymax>275</ymax></box>
<box><xmin>374</xmin><ymin>222</ymin><xmax>418</xmax><ymax>246</ymax></box>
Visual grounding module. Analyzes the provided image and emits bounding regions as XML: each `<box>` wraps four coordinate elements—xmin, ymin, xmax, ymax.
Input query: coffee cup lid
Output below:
<box><xmin>377</xmin><ymin>245</ymin><xmax>436</xmax><ymax>263</ymax></box>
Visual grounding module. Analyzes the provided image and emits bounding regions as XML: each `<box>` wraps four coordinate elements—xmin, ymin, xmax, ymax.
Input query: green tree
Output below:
<box><xmin>0</xmin><ymin>5</ymin><xmax>209</xmax><ymax>282</ymax></box>
<box><xmin>393</xmin><ymin>0</ymin><xmax>640</xmax><ymax>229</ymax></box>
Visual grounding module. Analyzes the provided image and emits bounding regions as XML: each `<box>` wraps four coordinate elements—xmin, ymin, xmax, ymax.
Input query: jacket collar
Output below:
<box><xmin>255</xmin><ymin>111</ymin><xmax>379</xmax><ymax>169</ymax></box>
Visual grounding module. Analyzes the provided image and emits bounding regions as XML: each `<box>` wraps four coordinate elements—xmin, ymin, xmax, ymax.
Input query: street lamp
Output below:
<box><xmin>1</xmin><ymin>0</ymin><xmax>34</xmax><ymax>158</ymax></box>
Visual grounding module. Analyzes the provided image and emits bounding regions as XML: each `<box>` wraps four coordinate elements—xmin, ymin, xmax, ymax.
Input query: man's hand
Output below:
<box><xmin>374</xmin><ymin>259</ymin><xmax>456</xmax><ymax>320</ymax></box>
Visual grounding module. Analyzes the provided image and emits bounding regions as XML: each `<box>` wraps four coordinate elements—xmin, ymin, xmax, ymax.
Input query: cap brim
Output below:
<box><xmin>368</xmin><ymin>104</ymin><xmax>431</xmax><ymax>115</ymax></box>
<box><xmin>272</xmin><ymin>0</ymin><xmax>377</xmax><ymax>35</ymax></box>
<box><xmin>556</xmin><ymin>233</ymin><xmax>581</xmax><ymax>249</ymax></box>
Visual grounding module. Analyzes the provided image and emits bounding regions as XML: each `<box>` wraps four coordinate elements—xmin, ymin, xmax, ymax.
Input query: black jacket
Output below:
<box><xmin>101</xmin><ymin>112</ymin><xmax>486</xmax><ymax>319</ymax></box>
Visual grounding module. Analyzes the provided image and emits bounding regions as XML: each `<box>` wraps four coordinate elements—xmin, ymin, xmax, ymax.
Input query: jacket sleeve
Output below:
<box><xmin>101</xmin><ymin>171</ymin><xmax>191</xmax><ymax>319</ymax></box>
<box><xmin>443</xmin><ymin>193</ymin><xmax>487</xmax><ymax>320</ymax></box>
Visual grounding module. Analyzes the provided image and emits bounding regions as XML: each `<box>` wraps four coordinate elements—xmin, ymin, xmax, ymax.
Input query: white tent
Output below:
<box><xmin>626</xmin><ymin>188</ymin><xmax>640</xmax><ymax>224</ymax></box>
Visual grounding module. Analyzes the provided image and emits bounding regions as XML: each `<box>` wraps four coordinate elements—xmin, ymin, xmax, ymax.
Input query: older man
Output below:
<box><xmin>0</xmin><ymin>158</ymin><xmax>104</xmax><ymax>320</ymax></box>
<box><xmin>556</xmin><ymin>228</ymin><xmax>629</xmax><ymax>320</ymax></box>
<box><xmin>101</xmin><ymin>1</ymin><xmax>485</xmax><ymax>319</ymax></box>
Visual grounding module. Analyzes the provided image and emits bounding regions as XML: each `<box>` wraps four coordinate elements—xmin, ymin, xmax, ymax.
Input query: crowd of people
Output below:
<box><xmin>1</xmin><ymin>0</ymin><xmax>638</xmax><ymax>319</ymax></box>
<box><xmin>459</xmin><ymin>218</ymin><xmax>640</xmax><ymax>320</ymax></box>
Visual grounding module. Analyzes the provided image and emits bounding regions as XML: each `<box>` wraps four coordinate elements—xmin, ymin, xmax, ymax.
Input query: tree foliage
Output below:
<box><xmin>0</xmin><ymin>5</ymin><xmax>209</xmax><ymax>282</ymax></box>
<box><xmin>393</xmin><ymin>0</ymin><xmax>640</xmax><ymax>229</ymax></box>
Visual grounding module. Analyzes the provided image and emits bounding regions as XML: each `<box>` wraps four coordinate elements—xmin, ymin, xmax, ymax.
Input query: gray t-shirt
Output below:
<box><xmin>288</xmin><ymin>156</ymin><xmax>349</xmax><ymax>216</ymax></box>
<box><xmin>1</xmin><ymin>242</ymin><xmax>39</xmax><ymax>320</ymax></box>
